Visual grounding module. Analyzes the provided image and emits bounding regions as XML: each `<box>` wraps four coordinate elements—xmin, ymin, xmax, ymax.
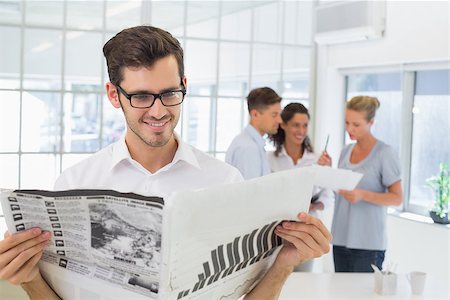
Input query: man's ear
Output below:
<box><xmin>106</xmin><ymin>82</ymin><xmax>121</xmax><ymax>109</ymax></box>
<box><xmin>250</xmin><ymin>108</ymin><xmax>260</xmax><ymax>119</ymax></box>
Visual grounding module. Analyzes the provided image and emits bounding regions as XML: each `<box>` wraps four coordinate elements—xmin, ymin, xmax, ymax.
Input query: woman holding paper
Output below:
<box><xmin>268</xmin><ymin>103</ymin><xmax>332</xmax><ymax>272</ymax></box>
<box><xmin>332</xmin><ymin>96</ymin><xmax>403</xmax><ymax>273</ymax></box>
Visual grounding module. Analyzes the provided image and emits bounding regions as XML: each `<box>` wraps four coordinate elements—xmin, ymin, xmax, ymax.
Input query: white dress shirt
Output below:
<box><xmin>267</xmin><ymin>146</ymin><xmax>318</xmax><ymax>172</ymax></box>
<box><xmin>54</xmin><ymin>134</ymin><xmax>243</xmax><ymax>199</ymax></box>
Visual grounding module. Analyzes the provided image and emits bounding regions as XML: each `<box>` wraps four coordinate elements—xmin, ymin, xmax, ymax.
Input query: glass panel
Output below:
<box><xmin>185</xmin><ymin>40</ymin><xmax>217</xmax><ymax>96</ymax></box>
<box><xmin>63</xmin><ymin>93</ymin><xmax>101</xmax><ymax>152</ymax></box>
<box><xmin>66</xmin><ymin>1</ymin><xmax>104</xmax><ymax>30</ymax></box>
<box><xmin>216</xmin><ymin>98</ymin><xmax>243</xmax><ymax>152</ymax></box>
<box><xmin>23</xmin><ymin>28</ymin><xmax>62</xmax><ymax>90</ymax></box>
<box><xmin>283</xmin><ymin>1</ymin><xmax>313</xmax><ymax>45</ymax></box>
<box><xmin>251</xmin><ymin>44</ymin><xmax>281</xmax><ymax>90</ymax></box>
<box><xmin>21</xmin><ymin>91</ymin><xmax>61</xmax><ymax>152</ymax></box>
<box><xmin>0</xmin><ymin>0</ymin><xmax>22</xmax><ymax>24</ymax></box>
<box><xmin>151</xmin><ymin>1</ymin><xmax>185</xmax><ymax>36</ymax></box>
<box><xmin>101</xmin><ymin>96</ymin><xmax>125</xmax><ymax>147</ymax></box>
<box><xmin>253</xmin><ymin>2</ymin><xmax>282</xmax><ymax>43</ymax></box>
<box><xmin>65</xmin><ymin>31</ymin><xmax>103</xmax><ymax>92</ymax></box>
<box><xmin>0</xmin><ymin>154</ymin><xmax>19</xmax><ymax>189</ymax></box>
<box><xmin>0</xmin><ymin>91</ymin><xmax>20</xmax><ymax>152</ymax></box>
<box><xmin>21</xmin><ymin>154</ymin><xmax>60</xmax><ymax>190</ymax></box>
<box><xmin>0</xmin><ymin>26</ymin><xmax>21</xmax><ymax>89</ymax></box>
<box><xmin>346</xmin><ymin>73</ymin><xmax>402</xmax><ymax>154</ymax></box>
<box><xmin>410</xmin><ymin>70</ymin><xmax>450</xmax><ymax>209</ymax></box>
<box><xmin>25</xmin><ymin>1</ymin><xmax>63</xmax><ymax>27</ymax></box>
<box><xmin>62</xmin><ymin>154</ymin><xmax>92</xmax><ymax>172</ymax></box>
<box><xmin>283</xmin><ymin>46</ymin><xmax>311</xmax><ymax>99</ymax></box>
<box><xmin>218</xmin><ymin>42</ymin><xmax>250</xmax><ymax>97</ymax></box>
<box><xmin>105</xmin><ymin>0</ymin><xmax>142</xmax><ymax>31</ymax></box>
<box><xmin>282</xmin><ymin>75</ymin><xmax>309</xmax><ymax>100</ymax></box>
<box><xmin>186</xmin><ymin>1</ymin><xmax>219</xmax><ymax>38</ymax></box>
<box><xmin>220</xmin><ymin>3</ymin><xmax>251</xmax><ymax>41</ymax></box>
<box><xmin>182</xmin><ymin>97</ymin><xmax>210</xmax><ymax>151</ymax></box>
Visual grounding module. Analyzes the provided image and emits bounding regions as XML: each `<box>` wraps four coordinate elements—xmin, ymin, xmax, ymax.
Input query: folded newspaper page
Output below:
<box><xmin>1</xmin><ymin>189</ymin><xmax>163</xmax><ymax>299</ymax></box>
<box><xmin>1</xmin><ymin>167</ymin><xmax>359</xmax><ymax>299</ymax></box>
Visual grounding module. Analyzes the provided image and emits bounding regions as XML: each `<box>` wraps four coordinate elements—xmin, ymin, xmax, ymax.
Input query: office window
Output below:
<box><xmin>344</xmin><ymin>68</ymin><xmax>450</xmax><ymax>217</ymax></box>
<box><xmin>0</xmin><ymin>0</ymin><xmax>314</xmax><ymax>190</ymax></box>
<box><xmin>346</xmin><ymin>73</ymin><xmax>402</xmax><ymax>154</ymax></box>
<box><xmin>409</xmin><ymin>70</ymin><xmax>450</xmax><ymax>210</ymax></box>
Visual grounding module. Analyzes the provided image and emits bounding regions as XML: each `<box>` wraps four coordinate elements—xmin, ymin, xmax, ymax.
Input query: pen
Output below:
<box><xmin>324</xmin><ymin>134</ymin><xmax>330</xmax><ymax>152</ymax></box>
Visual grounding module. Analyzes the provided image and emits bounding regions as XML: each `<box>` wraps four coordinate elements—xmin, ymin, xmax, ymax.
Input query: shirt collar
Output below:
<box><xmin>245</xmin><ymin>124</ymin><xmax>266</xmax><ymax>148</ymax></box>
<box><xmin>279</xmin><ymin>145</ymin><xmax>313</xmax><ymax>158</ymax></box>
<box><xmin>110</xmin><ymin>132</ymin><xmax>201</xmax><ymax>172</ymax></box>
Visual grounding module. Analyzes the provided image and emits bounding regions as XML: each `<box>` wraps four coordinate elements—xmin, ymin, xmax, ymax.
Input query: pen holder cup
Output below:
<box><xmin>374</xmin><ymin>271</ymin><xmax>397</xmax><ymax>295</ymax></box>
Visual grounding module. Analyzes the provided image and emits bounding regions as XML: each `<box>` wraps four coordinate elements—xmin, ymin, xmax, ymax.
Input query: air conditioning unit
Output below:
<box><xmin>314</xmin><ymin>0</ymin><xmax>386</xmax><ymax>45</ymax></box>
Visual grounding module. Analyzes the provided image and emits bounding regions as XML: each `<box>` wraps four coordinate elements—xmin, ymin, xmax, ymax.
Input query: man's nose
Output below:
<box><xmin>147</xmin><ymin>97</ymin><xmax>167</xmax><ymax>119</ymax></box>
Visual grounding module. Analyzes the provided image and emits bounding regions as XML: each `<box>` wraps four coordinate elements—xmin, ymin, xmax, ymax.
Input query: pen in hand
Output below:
<box><xmin>318</xmin><ymin>134</ymin><xmax>332</xmax><ymax>166</ymax></box>
<box><xmin>324</xmin><ymin>134</ymin><xmax>330</xmax><ymax>152</ymax></box>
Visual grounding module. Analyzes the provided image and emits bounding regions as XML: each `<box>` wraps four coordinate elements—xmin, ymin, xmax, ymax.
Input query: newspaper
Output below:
<box><xmin>0</xmin><ymin>167</ymin><xmax>362</xmax><ymax>300</ymax></box>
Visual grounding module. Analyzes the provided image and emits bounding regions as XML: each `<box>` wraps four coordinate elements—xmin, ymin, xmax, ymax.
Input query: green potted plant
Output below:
<box><xmin>426</xmin><ymin>163</ymin><xmax>450</xmax><ymax>224</ymax></box>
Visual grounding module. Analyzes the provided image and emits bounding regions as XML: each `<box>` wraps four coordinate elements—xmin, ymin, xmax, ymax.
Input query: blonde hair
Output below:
<box><xmin>346</xmin><ymin>96</ymin><xmax>380</xmax><ymax>121</ymax></box>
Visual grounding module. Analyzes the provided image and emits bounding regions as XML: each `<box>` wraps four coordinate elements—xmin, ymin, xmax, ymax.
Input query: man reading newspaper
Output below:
<box><xmin>0</xmin><ymin>26</ymin><xmax>332</xmax><ymax>299</ymax></box>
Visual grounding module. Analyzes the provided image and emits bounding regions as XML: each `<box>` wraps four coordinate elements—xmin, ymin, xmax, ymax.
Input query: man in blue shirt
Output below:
<box><xmin>226</xmin><ymin>87</ymin><xmax>282</xmax><ymax>179</ymax></box>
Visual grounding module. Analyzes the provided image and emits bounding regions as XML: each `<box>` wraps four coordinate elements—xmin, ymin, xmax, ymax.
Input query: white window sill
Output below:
<box><xmin>388</xmin><ymin>208</ymin><xmax>450</xmax><ymax>229</ymax></box>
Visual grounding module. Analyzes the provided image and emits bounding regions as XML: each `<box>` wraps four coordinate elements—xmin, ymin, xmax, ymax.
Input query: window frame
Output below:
<box><xmin>340</xmin><ymin>61</ymin><xmax>450</xmax><ymax>217</ymax></box>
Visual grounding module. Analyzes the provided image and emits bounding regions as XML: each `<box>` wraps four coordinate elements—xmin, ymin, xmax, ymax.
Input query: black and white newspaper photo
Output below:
<box><xmin>0</xmin><ymin>189</ymin><xmax>164</xmax><ymax>299</ymax></box>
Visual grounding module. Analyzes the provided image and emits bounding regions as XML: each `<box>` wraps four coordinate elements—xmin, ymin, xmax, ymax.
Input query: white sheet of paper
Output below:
<box><xmin>305</xmin><ymin>165</ymin><xmax>363</xmax><ymax>191</ymax></box>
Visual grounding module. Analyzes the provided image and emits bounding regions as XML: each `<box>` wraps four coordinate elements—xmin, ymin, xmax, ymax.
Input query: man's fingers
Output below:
<box><xmin>0</xmin><ymin>231</ymin><xmax>51</xmax><ymax>270</ymax></box>
<box><xmin>7</xmin><ymin>251</ymin><xmax>43</xmax><ymax>285</ymax></box>
<box><xmin>0</xmin><ymin>228</ymin><xmax>43</xmax><ymax>254</ymax></box>
<box><xmin>0</xmin><ymin>240</ymin><xmax>47</xmax><ymax>282</ymax></box>
<box><xmin>275</xmin><ymin>230</ymin><xmax>315</xmax><ymax>259</ymax></box>
<box><xmin>277</xmin><ymin>223</ymin><xmax>331</xmax><ymax>254</ymax></box>
<box><xmin>296</xmin><ymin>213</ymin><xmax>333</xmax><ymax>242</ymax></box>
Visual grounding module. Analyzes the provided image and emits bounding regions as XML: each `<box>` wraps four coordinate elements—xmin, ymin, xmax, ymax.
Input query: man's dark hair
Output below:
<box><xmin>103</xmin><ymin>26</ymin><xmax>184</xmax><ymax>85</ymax></box>
<box><xmin>247</xmin><ymin>87</ymin><xmax>282</xmax><ymax>113</ymax></box>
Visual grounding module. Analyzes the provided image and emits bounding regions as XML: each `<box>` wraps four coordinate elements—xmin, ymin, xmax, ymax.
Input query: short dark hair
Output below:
<box><xmin>247</xmin><ymin>87</ymin><xmax>282</xmax><ymax>113</ymax></box>
<box><xmin>103</xmin><ymin>26</ymin><xmax>184</xmax><ymax>86</ymax></box>
<box><xmin>269</xmin><ymin>102</ymin><xmax>314</xmax><ymax>156</ymax></box>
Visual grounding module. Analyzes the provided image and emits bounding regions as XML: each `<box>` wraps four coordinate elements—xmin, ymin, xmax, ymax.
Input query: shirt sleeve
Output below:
<box><xmin>380</xmin><ymin>145</ymin><xmax>402</xmax><ymax>187</ymax></box>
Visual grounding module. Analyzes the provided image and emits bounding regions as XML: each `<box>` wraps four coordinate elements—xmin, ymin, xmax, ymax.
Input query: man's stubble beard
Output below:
<box><xmin>120</xmin><ymin>102</ymin><xmax>178</xmax><ymax>148</ymax></box>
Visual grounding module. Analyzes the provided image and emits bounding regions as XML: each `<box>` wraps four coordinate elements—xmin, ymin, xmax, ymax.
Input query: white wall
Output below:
<box><xmin>313</xmin><ymin>0</ymin><xmax>450</xmax><ymax>160</ymax></box>
<box><xmin>313</xmin><ymin>0</ymin><xmax>450</xmax><ymax>284</ymax></box>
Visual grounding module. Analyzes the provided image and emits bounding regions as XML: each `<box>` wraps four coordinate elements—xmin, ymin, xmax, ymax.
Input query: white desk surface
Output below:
<box><xmin>1</xmin><ymin>272</ymin><xmax>449</xmax><ymax>300</ymax></box>
<box><xmin>279</xmin><ymin>272</ymin><xmax>449</xmax><ymax>300</ymax></box>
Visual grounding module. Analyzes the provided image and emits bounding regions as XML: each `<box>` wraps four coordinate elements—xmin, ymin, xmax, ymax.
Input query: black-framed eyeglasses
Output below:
<box><xmin>116</xmin><ymin>81</ymin><xmax>186</xmax><ymax>109</ymax></box>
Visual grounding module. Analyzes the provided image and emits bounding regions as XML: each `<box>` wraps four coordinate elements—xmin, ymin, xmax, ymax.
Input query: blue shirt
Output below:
<box><xmin>225</xmin><ymin>125</ymin><xmax>271</xmax><ymax>180</ymax></box>
<box><xmin>331</xmin><ymin>140</ymin><xmax>401</xmax><ymax>250</ymax></box>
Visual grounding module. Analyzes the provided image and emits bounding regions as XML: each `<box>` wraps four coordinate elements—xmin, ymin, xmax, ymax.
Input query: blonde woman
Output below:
<box><xmin>332</xmin><ymin>96</ymin><xmax>403</xmax><ymax>272</ymax></box>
